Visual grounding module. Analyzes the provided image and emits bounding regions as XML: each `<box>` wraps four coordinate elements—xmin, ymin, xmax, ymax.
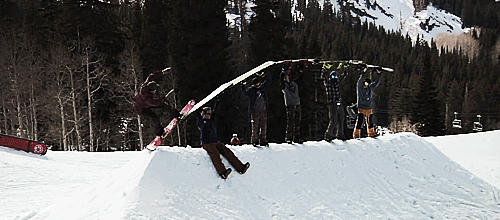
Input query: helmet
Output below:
<box><xmin>252</xmin><ymin>77</ymin><xmax>261</xmax><ymax>85</ymax></box>
<box><xmin>147</xmin><ymin>81</ymin><xmax>159</xmax><ymax>91</ymax></box>
<box><xmin>330</xmin><ymin>70</ymin><xmax>340</xmax><ymax>79</ymax></box>
<box><xmin>363</xmin><ymin>78</ymin><xmax>371</xmax><ymax>86</ymax></box>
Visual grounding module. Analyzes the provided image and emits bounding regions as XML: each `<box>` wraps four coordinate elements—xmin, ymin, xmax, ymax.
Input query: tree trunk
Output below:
<box><xmin>69</xmin><ymin>68</ymin><xmax>82</xmax><ymax>151</ymax></box>
<box><xmin>86</xmin><ymin>48</ymin><xmax>95</xmax><ymax>152</ymax></box>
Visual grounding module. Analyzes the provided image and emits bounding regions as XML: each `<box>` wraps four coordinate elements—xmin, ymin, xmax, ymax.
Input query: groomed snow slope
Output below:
<box><xmin>25</xmin><ymin>132</ymin><xmax>500</xmax><ymax>219</ymax></box>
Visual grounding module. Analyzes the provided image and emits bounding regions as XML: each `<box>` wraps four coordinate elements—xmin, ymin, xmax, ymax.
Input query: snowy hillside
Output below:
<box><xmin>228</xmin><ymin>0</ymin><xmax>468</xmax><ymax>42</ymax></box>
<box><xmin>2</xmin><ymin>132</ymin><xmax>500</xmax><ymax>219</ymax></box>
<box><xmin>327</xmin><ymin>0</ymin><xmax>467</xmax><ymax>41</ymax></box>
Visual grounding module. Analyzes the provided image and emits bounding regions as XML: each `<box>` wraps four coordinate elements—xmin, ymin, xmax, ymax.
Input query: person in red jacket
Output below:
<box><xmin>230</xmin><ymin>134</ymin><xmax>242</xmax><ymax>146</ymax></box>
<box><xmin>134</xmin><ymin>68</ymin><xmax>179</xmax><ymax>136</ymax></box>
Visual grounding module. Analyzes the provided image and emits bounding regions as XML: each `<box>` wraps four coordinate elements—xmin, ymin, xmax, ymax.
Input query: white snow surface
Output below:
<box><xmin>2</xmin><ymin>131</ymin><xmax>500</xmax><ymax>219</ymax></box>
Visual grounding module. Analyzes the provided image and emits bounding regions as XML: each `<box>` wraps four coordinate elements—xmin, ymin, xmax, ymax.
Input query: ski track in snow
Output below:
<box><xmin>3</xmin><ymin>132</ymin><xmax>499</xmax><ymax>219</ymax></box>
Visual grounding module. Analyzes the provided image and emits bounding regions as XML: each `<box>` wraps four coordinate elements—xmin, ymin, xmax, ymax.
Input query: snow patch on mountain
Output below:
<box><xmin>226</xmin><ymin>0</ymin><xmax>469</xmax><ymax>42</ymax></box>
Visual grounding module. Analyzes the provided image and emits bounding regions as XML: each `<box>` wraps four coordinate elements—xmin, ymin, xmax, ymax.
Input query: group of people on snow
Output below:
<box><xmin>133</xmin><ymin>62</ymin><xmax>383</xmax><ymax>179</ymax></box>
<box><xmin>321</xmin><ymin>62</ymin><xmax>383</xmax><ymax>140</ymax></box>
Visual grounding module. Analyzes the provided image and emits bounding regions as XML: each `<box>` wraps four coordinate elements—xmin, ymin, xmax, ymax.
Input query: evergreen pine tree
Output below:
<box><xmin>410</xmin><ymin>48</ymin><xmax>445</xmax><ymax>136</ymax></box>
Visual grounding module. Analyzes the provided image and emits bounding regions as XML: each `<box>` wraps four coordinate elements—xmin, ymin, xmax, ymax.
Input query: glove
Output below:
<box><xmin>173</xmin><ymin>109</ymin><xmax>180</xmax><ymax>118</ymax></box>
<box><xmin>323</xmin><ymin>62</ymin><xmax>333</xmax><ymax>70</ymax></box>
<box><xmin>162</xmin><ymin>67</ymin><xmax>171</xmax><ymax>74</ymax></box>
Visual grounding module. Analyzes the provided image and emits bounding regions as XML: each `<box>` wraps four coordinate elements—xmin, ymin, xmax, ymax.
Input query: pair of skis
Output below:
<box><xmin>146</xmin><ymin>99</ymin><xmax>195</xmax><ymax>151</ymax></box>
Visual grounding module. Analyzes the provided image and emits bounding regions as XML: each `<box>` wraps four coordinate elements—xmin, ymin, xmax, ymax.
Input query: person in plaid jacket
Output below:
<box><xmin>322</xmin><ymin>63</ymin><xmax>349</xmax><ymax>141</ymax></box>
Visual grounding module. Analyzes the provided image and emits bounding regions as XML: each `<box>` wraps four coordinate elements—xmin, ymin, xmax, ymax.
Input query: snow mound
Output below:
<box><xmin>30</xmin><ymin>133</ymin><xmax>500</xmax><ymax>219</ymax></box>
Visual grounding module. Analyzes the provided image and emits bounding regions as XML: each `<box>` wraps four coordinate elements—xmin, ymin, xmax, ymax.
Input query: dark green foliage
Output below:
<box><xmin>409</xmin><ymin>44</ymin><xmax>446</xmax><ymax>136</ymax></box>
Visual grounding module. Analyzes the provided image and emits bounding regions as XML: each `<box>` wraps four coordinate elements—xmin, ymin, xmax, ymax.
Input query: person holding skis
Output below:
<box><xmin>242</xmin><ymin>74</ymin><xmax>272</xmax><ymax>147</ymax></box>
<box><xmin>134</xmin><ymin>68</ymin><xmax>179</xmax><ymax>137</ymax></box>
<box><xmin>198</xmin><ymin>98</ymin><xmax>250</xmax><ymax>179</ymax></box>
<box><xmin>322</xmin><ymin>62</ymin><xmax>349</xmax><ymax>141</ymax></box>
<box><xmin>353</xmin><ymin>66</ymin><xmax>383</xmax><ymax>138</ymax></box>
<box><xmin>280</xmin><ymin>62</ymin><xmax>303</xmax><ymax>144</ymax></box>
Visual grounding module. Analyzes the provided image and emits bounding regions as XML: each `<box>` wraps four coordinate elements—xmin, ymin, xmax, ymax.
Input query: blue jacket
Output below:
<box><xmin>197</xmin><ymin>100</ymin><xmax>221</xmax><ymax>145</ymax></box>
<box><xmin>356</xmin><ymin>71</ymin><xmax>382</xmax><ymax>110</ymax></box>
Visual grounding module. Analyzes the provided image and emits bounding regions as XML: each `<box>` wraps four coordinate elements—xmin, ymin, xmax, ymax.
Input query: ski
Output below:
<box><xmin>146</xmin><ymin>99</ymin><xmax>196</xmax><ymax>151</ymax></box>
<box><xmin>363</xmin><ymin>64</ymin><xmax>394</xmax><ymax>72</ymax></box>
<box><xmin>186</xmin><ymin>61</ymin><xmax>279</xmax><ymax>117</ymax></box>
<box><xmin>320</xmin><ymin>60</ymin><xmax>394</xmax><ymax>72</ymax></box>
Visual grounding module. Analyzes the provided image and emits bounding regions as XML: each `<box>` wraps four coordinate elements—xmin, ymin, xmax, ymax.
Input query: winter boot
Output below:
<box><xmin>353</xmin><ymin>129</ymin><xmax>362</xmax><ymax>139</ymax></box>
<box><xmin>239</xmin><ymin>162</ymin><xmax>250</xmax><ymax>174</ymax></box>
<box><xmin>220</xmin><ymin>168</ymin><xmax>232</xmax><ymax>179</ymax></box>
<box><xmin>368</xmin><ymin>128</ymin><xmax>377</xmax><ymax>137</ymax></box>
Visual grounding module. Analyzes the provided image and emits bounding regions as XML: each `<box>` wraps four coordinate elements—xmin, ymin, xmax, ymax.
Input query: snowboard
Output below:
<box><xmin>146</xmin><ymin>99</ymin><xmax>196</xmax><ymax>151</ymax></box>
<box><xmin>0</xmin><ymin>134</ymin><xmax>48</xmax><ymax>155</ymax></box>
<box><xmin>363</xmin><ymin>64</ymin><xmax>394</xmax><ymax>72</ymax></box>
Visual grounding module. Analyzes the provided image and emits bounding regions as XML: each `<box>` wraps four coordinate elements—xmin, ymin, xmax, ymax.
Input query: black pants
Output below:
<box><xmin>325</xmin><ymin>103</ymin><xmax>345</xmax><ymax>140</ymax></box>
<box><xmin>251</xmin><ymin>111</ymin><xmax>267</xmax><ymax>144</ymax></box>
<box><xmin>285</xmin><ymin>105</ymin><xmax>301</xmax><ymax>142</ymax></box>
<box><xmin>141</xmin><ymin>104</ymin><xmax>173</xmax><ymax>136</ymax></box>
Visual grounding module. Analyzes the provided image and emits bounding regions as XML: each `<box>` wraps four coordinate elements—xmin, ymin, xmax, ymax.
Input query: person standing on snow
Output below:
<box><xmin>280</xmin><ymin>62</ymin><xmax>303</xmax><ymax>144</ymax></box>
<box><xmin>242</xmin><ymin>74</ymin><xmax>272</xmax><ymax>147</ymax></box>
<box><xmin>198</xmin><ymin>98</ymin><xmax>250</xmax><ymax>179</ymax></box>
<box><xmin>322</xmin><ymin>62</ymin><xmax>349</xmax><ymax>141</ymax></box>
<box><xmin>354</xmin><ymin>66</ymin><xmax>383</xmax><ymax>138</ymax></box>
<box><xmin>134</xmin><ymin>68</ymin><xmax>179</xmax><ymax>137</ymax></box>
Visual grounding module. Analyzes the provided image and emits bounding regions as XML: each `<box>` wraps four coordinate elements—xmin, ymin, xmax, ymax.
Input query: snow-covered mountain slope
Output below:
<box><xmin>228</xmin><ymin>0</ymin><xmax>468</xmax><ymax>42</ymax></box>
<box><xmin>3</xmin><ymin>132</ymin><xmax>498</xmax><ymax>219</ymax></box>
<box><xmin>331</xmin><ymin>0</ymin><xmax>468</xmax><ymax>42</ymax></box>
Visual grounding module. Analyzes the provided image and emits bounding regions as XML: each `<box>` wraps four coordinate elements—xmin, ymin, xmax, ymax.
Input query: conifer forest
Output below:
<box><xmin>1</xmin><ymin>0</ymin><xmax>500</xmax><ymax>151</ymax></box>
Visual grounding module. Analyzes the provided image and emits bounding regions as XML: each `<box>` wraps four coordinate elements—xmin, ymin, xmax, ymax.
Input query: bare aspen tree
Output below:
<box><xmin>80</xmin><ymin>38</ymin><xmax>108</xmax><ymax>152</ymax></box>
<box><xmin>67</xmin><ymin>65</ymin><xmax>83</xmax><ymax>151</ymax></box>
<box><xmin>117</xmin><ymin>41</ymin><xmax>144</xmax><ymax>149</ymax></box>
<box><xmin>47</xmin><ymin>43</ymin><xmax>75</xmax><ymax>151</ymax></box>
<box><xmin>2</xmin><ymin>30</ymin><xmax>32</xmax><ymax>138</ymax></box>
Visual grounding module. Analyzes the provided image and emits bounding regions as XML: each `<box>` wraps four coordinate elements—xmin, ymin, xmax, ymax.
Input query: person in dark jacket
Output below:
<box><xmin>198</xmin><ymin>99</ymin><xmax>250</xmax><ymax>179</ymax></box>
<box><xmin>280</xmin><ymin>63</ymin><xmax>302</xmax><ymax>144</ymax></box>
<box><xmin>242</xmin><ymin>74</ymin><xmax>272</xmax><ymax>147</ymax></box>
<box><xmin>354</xmin><ymin>67</ymin><xmax>383</xmax><ymax>138</ymax></box>
<box><xmin>322</xmin><ymin>62</ymin><xmax>349</xmax><ymax>141</ymax></box>
<box><xmin>134</xmin><ymin>68</ymin><xmax>179</xmax><ymax>136</ymax></box>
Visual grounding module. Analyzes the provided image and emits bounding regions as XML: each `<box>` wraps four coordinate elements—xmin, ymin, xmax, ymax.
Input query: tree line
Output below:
<box><xmin>1</xmin><ymin>0</ymin><xmax>499</xmax><ymax>151</ymax></box>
